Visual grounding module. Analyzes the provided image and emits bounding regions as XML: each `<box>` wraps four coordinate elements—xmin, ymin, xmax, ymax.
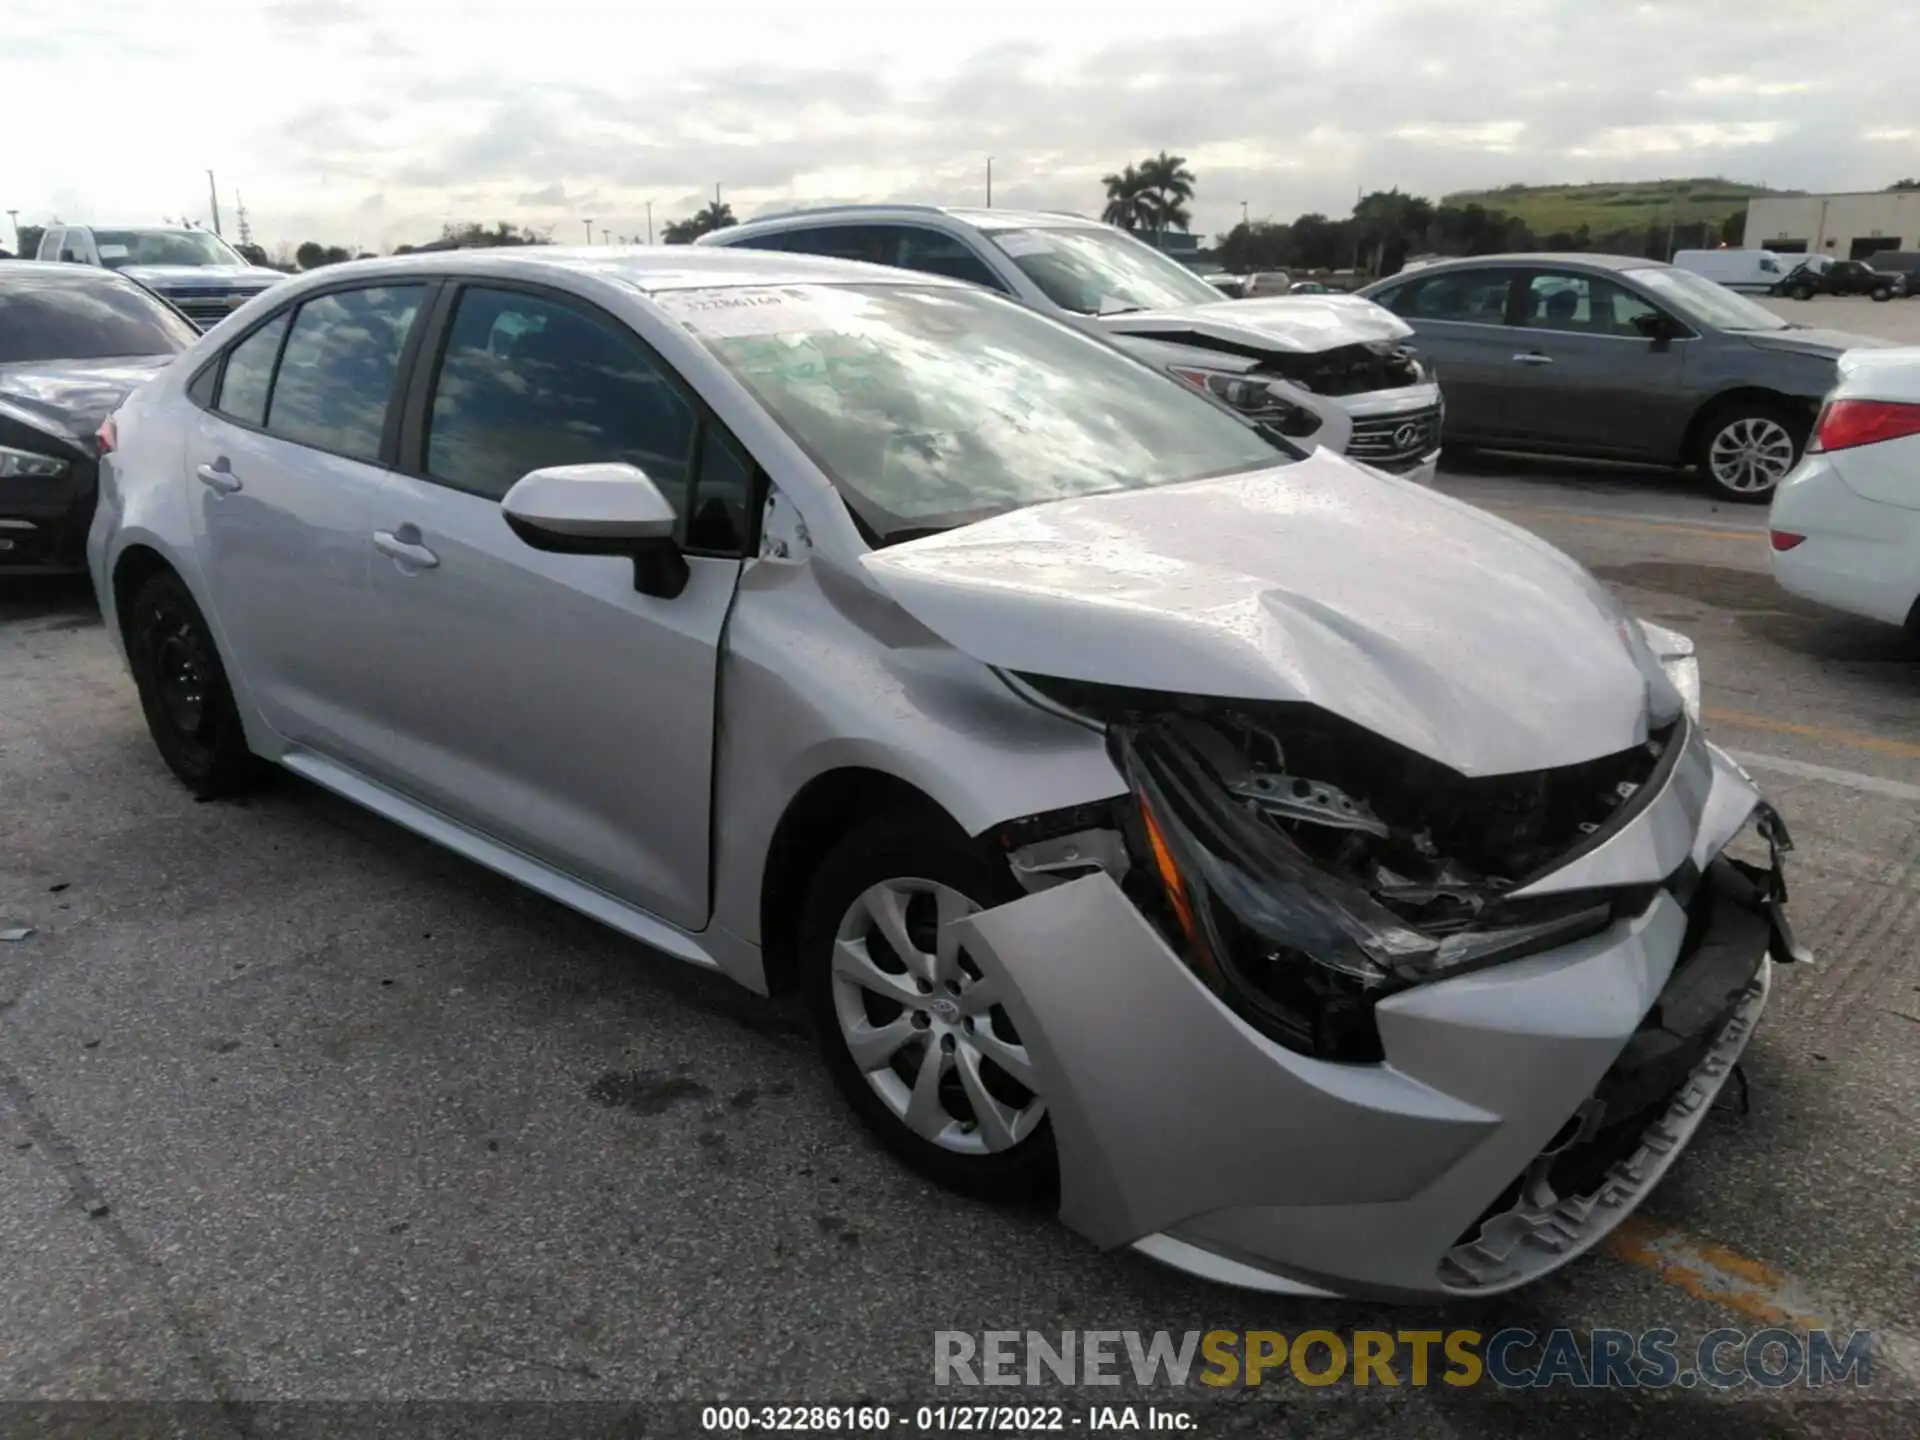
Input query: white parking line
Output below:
<box><xmin>1726</xmin><ymin>748</ymin><xmax>1920</xmax><ymax>803</ymax></box>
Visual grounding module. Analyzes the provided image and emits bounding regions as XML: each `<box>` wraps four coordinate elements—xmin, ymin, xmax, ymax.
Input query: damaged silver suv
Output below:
<box><xmin>91</xmin><ymin>246</ymin><xmax>1801</xmax><ymax>1299</ymax></box>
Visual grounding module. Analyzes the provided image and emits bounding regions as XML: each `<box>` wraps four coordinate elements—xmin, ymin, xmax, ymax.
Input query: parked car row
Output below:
<box><xmin>83</xmin><ymin>242</ymin><xmax>1797</xmax><ymax>1300</ymax></box>
<box><xmin>1675</xmin><ymin>247</ymin><xmax>1913</xmax><ymax>301</ymax></box>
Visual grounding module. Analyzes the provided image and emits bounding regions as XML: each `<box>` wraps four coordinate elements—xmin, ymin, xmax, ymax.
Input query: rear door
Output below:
<box><xmin>188</xmin><ymin>282</ymin><xmax>430</xmax><ymax>768</ymax></box>
<box><xmin>1371</xmin><ymin>267</ymin><xmax>1520</xmax><ymax>439</ymax></box>
<box><xmin>1498</xmin><ymin>268</ymin><xmax>1689</xmax><ymax>457</ymax></box>
<box><xmin>363</xmin><ymin>281</ymin><xmax>753</xmax><ymax>929</ymax></box>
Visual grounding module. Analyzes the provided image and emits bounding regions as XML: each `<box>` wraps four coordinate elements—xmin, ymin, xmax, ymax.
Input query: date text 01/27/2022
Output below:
<box><xmin>699</xmin><ymin>1404</ymin><xmax>1196</xmax><ymax>1431</ymax></box>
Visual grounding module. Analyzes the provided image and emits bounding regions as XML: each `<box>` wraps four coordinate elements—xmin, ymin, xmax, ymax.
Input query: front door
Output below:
<box><xmin>1499</xmin><ymin>270</ymin><xmax>1688</xmax><ymax>458</ymax></box>
<box><xmin>365</xmin><ymin>282</ymin><xmax>753</xmax><ymax>930</ymax></box>
<box><xmin>189</xmin><ymin>284</ymin><xmax>428</xmax><ymax>770</ymax></box>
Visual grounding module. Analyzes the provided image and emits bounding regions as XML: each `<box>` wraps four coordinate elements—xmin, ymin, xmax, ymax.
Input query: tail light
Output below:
<box><xmin>95</xmin><ymin>416</ymin><xmax>118</xmax><ymax>455</ymax></box>
<box><xmin>1808</xmin><ymin>398</ymin><xmax>1920</xmax><ymax>454</ymax></box>
<box><xmin>1770</xmin><ymin>531</ymin><xmax>1806</xmax><ymax>551</ymax></box>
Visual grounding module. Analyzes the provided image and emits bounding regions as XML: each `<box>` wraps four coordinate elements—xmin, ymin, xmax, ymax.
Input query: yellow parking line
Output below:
<box><xmin>1487</xmin><ymin>504</ymin><xmax>1762</xmax><ymax>544</ymax></box>
<box><xmin>1705</xmin><ymin>707</ymin><xmax>1920</xmax><ymax>761</ymax></box>
<box><xmin>1605</xmin><ymin>1216</ymin><xmax>1827</xmax><ymax>1328</ymax></box>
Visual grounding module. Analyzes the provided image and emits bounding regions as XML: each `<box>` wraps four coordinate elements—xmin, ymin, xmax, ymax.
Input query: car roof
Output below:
<box><xmin>0</xmin><ymin>259</ymin><xmax>144</xmax><ymax>287</ymax></box>
<box><xmin>717</xmin><ymin>203</ymin><xmax>1095</xmax><ymax>238</ymax></box>
<box><xmin>239</xmin><ymin>244</ymin><xmax>972</xmax><ymax>296</ymax></box>
<box><xmin>1387</xmin><ymin>252</ymin><xmax>1668</xmax><ymax>276</ymax></box>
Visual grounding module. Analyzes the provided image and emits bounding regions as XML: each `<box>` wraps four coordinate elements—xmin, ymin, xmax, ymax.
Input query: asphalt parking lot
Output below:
<box><xmin>3</xmin><ymin>294</ymin><xmax>1918</xmax><ymax>1438</ymax></box>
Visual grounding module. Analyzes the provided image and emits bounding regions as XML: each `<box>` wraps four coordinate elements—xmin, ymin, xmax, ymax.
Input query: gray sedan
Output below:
<box><xmin>1361</xmin><ymin>253</ymin><xmax>1892</xmax><ymax>501</ymax></box>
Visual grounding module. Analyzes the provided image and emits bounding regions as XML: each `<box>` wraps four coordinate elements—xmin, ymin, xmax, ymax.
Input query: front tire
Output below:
<box><xmin>799</xmin><ymin>816</ymin><xmax>1055</xmax><ymax>1204</ymax></box>
<box><xmin>125</xmin><ymin>569</ymin><xmax>262</xmax><ymax>799</ymax></box>
<box><xmin>1695</xmin><ymin>403</ymin><xmax>1804</xmax><ymax>504</ymax></box>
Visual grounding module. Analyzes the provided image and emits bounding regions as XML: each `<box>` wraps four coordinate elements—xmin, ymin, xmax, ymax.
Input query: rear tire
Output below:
<box><xmin>799</xmin><ymin>815</ymin><xmax>1056</xmax><ymax>1205</ymax></box>
<box><xmin>1789</xmin><ymin>282</ymin><xmax>1815</xmax><ymax>301</ymax></box>
<box><xmin>1694</xmin><ymin>402</ymin><xmax>1805</xmax><ymax>504</ymax></box>
<box><xmin>125</xmin><ymin>569</ymin><xmax>263</xmax><ymax>799</ymax></box>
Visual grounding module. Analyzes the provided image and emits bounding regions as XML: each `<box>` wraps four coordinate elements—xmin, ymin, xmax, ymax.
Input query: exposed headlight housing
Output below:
<box><xmin>0</xmin><ymin>445</ymin><xmax>69</xmax><ymax>479</ymax></box>
<box><xmin>1167</xmin><ymin>365</ymin><xmax>1325</xmax><ymax>440</ymax></box>
<box><xmin>1636</xmin><ymin>619</ymin><xmax>1701</xmax><ymax>722</ymax></box>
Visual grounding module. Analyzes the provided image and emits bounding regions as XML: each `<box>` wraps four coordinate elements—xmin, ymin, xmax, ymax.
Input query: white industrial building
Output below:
<box><xmin>1744</xmin><ymin>191</ymin><xmax>1920</xmax><ymax>259</ymax></box>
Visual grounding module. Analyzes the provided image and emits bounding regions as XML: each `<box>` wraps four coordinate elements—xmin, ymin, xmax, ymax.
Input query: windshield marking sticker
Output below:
<box><xmin>659</xmin><ymin>287</ymin><xmax>831</xmax><ymax>338</ymax></box>
<box><xmin>97</xmin><ymin>245</ymin><xmax>129</xmax><ymax>259</ymax></box>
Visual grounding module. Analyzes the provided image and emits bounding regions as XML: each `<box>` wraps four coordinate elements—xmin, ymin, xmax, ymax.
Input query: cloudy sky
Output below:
<box><xmin>4</xmin><ymin>0</ymin><xmax>1915</xmax><ymax>255</ymax></box>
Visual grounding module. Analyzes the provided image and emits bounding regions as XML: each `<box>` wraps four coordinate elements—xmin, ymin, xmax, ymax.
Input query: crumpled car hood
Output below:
<box><xmin>859</xmin><ymin>452</ymin><xmax>1656</xmax><ymax>776</ymax></box>
<box><xmin>0</xmin><ymin>356</ymin><xmax>171</xmax><ymax>443</ymax></box>
<box><xmin>1098</xmin><ymin>293</ymin><xmax>1414</xmax><ymax>355</ymax></box>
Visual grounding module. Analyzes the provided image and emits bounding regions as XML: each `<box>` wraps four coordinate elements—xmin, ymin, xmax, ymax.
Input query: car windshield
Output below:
<box><xmin>1623</xmin><ymin>267</ymin><xmax>1789</xmax><ymax>332</ymax></box>
<box><xmin>0</xmin><ymin>271</ymin><xmax>198</xmax><ymax>362</ymax></box>
<box><xmin>985</xmin><ymin>226</ymin><xmax>1226</xmax><ymax>315</ymax></box>
<box><xmin>91</xmin><ymin>229</ymin><xmax>245</xmax><ymax>270</ymax></box>
<box><xmin>668</xmin><ymin>283</ymin><xmax>1288</xmax><ymax>542</ymax></box>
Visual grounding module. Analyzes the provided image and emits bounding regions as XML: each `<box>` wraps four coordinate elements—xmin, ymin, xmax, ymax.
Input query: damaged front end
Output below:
<box><xmin>1002</xmin><ymin>678</ymin><xmax>1801</xmax><ymax>1068</ymax></box>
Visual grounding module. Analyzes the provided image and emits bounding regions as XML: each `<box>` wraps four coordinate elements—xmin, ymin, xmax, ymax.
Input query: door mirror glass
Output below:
<box><xmin>502</xmin><ymin>462</ymin><xmax>688</xmax><ymax>596</ymax></box>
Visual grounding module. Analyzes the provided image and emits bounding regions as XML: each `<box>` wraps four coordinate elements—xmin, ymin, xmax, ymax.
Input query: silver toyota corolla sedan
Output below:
<box><xmin>88</xmin><ymin>246</ymin><xmax>1804</xmax><ymax>1299</ymax></box>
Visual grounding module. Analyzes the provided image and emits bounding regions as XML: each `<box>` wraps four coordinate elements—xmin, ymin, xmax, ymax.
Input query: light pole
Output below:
<box><xmin>1241</xmin><ymin>200</ymin><xmax>1249</xmax><ymax>227</ymax></box>
<box><xmin>207</xmin><ymin>170</ymin><xmax>222</xmax><ymax>236</ymax></box>
<box><xmin>986</xmin><ymin>156</ymin><xmax>993</xmax><ymax>208</ymax></box>
<box><xmin>583</xmin><ymin>218</ymin><xmax>594</xmax><ymax>243</ymax></box>
<box><xmin>5</xmin><ymin>209</ymin><xmax>17</xmax><ymax>251</ymax></box>
<box><xmin>646</xmin><ymin>201</ymin><xmax>654</xmax><ymax>245</ymax></box>
<box><xmin>602</xmin><ymin>228</ymin><xmax>610</xmax><ymax>245</ymax></box>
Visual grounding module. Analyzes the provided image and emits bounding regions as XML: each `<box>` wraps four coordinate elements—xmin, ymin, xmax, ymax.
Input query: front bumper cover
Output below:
<box><xmin>955</xmin><ymin>734</ymin><xmax>1788</xmax><ymax>1299</ymax></box>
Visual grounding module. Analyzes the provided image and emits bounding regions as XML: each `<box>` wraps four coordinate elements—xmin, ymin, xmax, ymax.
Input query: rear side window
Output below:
<box><xmin>265</xmin><ymin>286</ymin><xmax>423</xmax><ymax>461</ymax></box>
<box><xmin>215</xmin><ymin>312</ymin><xmax>291</xmax><ymax>426</ymax></box>
<box><xmin>740</xmin><ymin>226</ymin><xmax>881</xmax><ymax>263</ymax></box>
<box><xmin>424</xmin><ymin>286</ymin><xmax>698</xmax><ymax>509</ymax></box>
<box><xmin>1386</xmin><ymin>270</ymin><xmax>1514</xmax><ymax>323</ymax></box>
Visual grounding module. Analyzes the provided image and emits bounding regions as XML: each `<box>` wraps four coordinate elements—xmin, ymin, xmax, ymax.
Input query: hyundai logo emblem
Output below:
<box><xmin>1391</xmin><ymin>422</ymin><xmax>1424</xmax><ymax>451</ymax></box>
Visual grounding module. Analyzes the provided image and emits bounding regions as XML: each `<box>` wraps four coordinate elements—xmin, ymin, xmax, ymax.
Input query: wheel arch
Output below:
<box><xmin>757</xmin><ymin>766</ymin><xmax>959</xmax><ymax>997</ymax></box>
<box><xmin>1682</xmin><ymin>386</ymin><xmax>1816</xmax><ymax>467</ymax></box>
<box><xmin>109</xmin><ymin>542</ymin><xmax>178</xmax><ymax>648</ymax></box>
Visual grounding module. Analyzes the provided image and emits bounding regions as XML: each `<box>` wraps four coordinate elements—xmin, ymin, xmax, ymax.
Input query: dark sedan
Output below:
<box><xmin>1360</xmin><ymin>254</ymin><xmax>1892</xmax><ymax>501</ymax></box>
<box><xmin>1</xmin><ymin>263</ymin><xmax>193</xmax><ymax>571</ymax></box>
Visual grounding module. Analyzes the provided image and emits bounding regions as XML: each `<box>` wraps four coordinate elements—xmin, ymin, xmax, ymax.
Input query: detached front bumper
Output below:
<box><xmin>956</xmin><ymin>735</ymin><xmax>1785</xmax><ymax>1299</ymax></box>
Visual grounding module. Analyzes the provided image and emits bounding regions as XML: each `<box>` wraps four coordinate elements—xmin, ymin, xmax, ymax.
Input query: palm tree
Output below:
<box><xmin>661</xmin><ymin>200</ymin><xmax>737</xmax><ymax>245</ymax></box>
<box><xmin>1100</xmin><ymin>165</ymin><xmax>1153</xmax><ymax>231</ymax></box>
<box><xmin>1137</xmin><ymin>151</ymin><xmax>1196</xmax><ymax>234</ymax></box>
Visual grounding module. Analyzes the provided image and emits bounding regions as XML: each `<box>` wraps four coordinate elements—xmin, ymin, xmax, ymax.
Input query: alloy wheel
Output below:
<box><xmin>1707</xmin><ymin>416</ymin><xmax>1796</xmax><ymax>495</ymax></box>
<box><xmin>829</xmin><ymin>878</ymin><xmax>1044</xmax><ymax>1156</ymax></box>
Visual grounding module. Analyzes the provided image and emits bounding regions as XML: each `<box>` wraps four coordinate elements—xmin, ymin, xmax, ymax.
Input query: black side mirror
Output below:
<box><xmin>1632</xmin><ymin>311</ymin><xmax>1677</xmax><ymax>346</ymax></box>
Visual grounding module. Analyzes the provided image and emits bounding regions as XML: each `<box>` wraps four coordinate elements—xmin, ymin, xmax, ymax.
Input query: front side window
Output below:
<box><xmin>265</xmin><ymin>286</ymin><xmax>423</xmax><ymax>460</ymax></box>
<box><xmin>0</xmin><ymin>271</ymin><xmax>198</xmax><ymax>362</ymax></box>
<box><xmin>215</xmin><ymin>312</ymin><xmax>292</xmax><ymax>426</ymax></box>
<box><xmin>425</xmin><ymin>286</ymin><xmax>698</xmax><ymax>506</ymax></box>
<box><xmin>882</xmin><ymin>227</ymin><xmax>1006</xmax><ymax>290</ymax></box>
<box><xmin>985</xmin><ymin>226</ymin><xmax>1224</xmax><ymax>314</ymax></box>
<box><xmin>91</xmin><ymin>229</ymin><xmax>245</xmax><ymax>270</ymax></box>
<box><xmin>665</xmin><ymin>283</ymin><xmax>1288</xmax><ymax>543</ymax></box>
<box><xmin>739</xmin><ymin>226</ymin><xmax>880</xmax><ymax>264</ymax></box>
<box><xmin>1520</xmin><ymin>272</ymin><xmax>1661</xmax><ymax>338</ymax></box>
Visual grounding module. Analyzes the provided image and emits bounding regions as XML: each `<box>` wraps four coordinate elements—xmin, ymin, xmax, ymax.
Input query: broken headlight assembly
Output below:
<box><xmin>1009</xmin><ymin>679</ymin><xmax>1678</xmax><ymax>1064</ymax></box>
<box><xmin>1167</xmin><ymin>365</ymin><xmax>1326</xmax><ymax>440</ymax></box>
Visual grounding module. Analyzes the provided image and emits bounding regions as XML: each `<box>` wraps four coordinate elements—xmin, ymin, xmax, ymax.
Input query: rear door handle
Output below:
<box><xmin>195</xmin><ymin>461</ymin><xmax>242</xmax><ymax>494</ymax></box>
<box><xmin>373</xmin><ymin>528</ymin><xmax>439</xmax><ymax>569</ymax></box>
<box><xmin>1511</xmin><ymin>352</ymin><xmax>1555</xmax><ymax>366</ymax></box>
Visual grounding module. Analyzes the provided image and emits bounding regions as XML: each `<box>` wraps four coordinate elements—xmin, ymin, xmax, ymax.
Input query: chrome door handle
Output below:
<box><xmin>195</xmin><ymin>461</ymin><xmax>242</xmax><ymax>494</ymax></box>
<box><xmin>373</xmin><ymin>529</ymin><xmax>439</xmax><ymax>569</ymax></box>
<box><xmin>1511</xmin><ymin>352</ymin><xmax>1554</xmax><ymax>365</ymax></box>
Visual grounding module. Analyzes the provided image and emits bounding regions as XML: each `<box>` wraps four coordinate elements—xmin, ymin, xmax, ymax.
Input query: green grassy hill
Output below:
<box><xmin>1439</xmin><ymin>179</ymin><xmax>1797</xmax><ymax>234</ymax></box>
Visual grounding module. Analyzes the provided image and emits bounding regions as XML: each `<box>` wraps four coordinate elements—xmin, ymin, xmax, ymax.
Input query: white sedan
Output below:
<box><xmin>1770</xmin><ymin>348</ymin><xmax>1920</xmax><ymax>630</ymax></box>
